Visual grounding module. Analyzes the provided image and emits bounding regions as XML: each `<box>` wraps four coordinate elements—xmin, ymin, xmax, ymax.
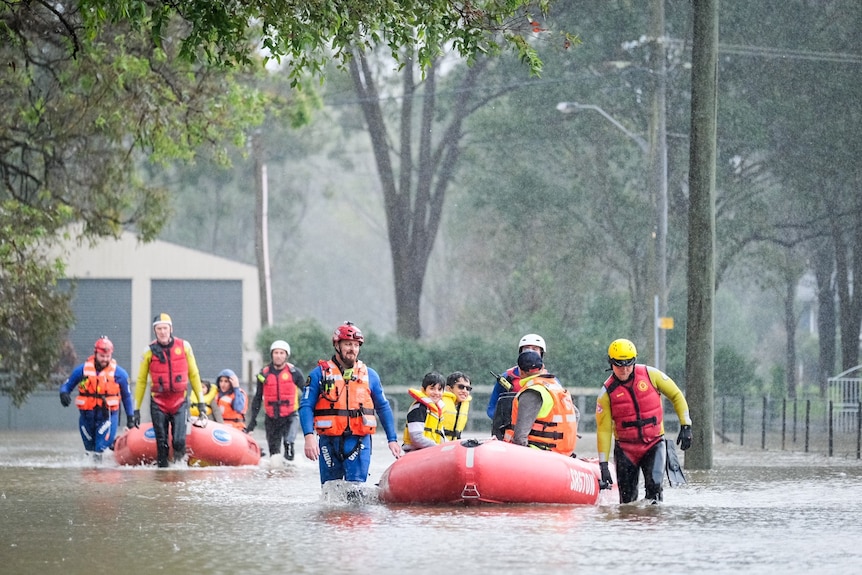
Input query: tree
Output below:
<box><xmin>347</xmin><ymin>49</ymin><xmax>503</xmax><ymax>338</ymax></box>
<box><xmin>0</xmin><ymin>2</ymin><xmax>263</xmax><ymax>402</ymax></box>
<box><xmin>719</xmin><ymin>0</ymin><xmax>862</xmax><ymax>376</ymax></box>
<box><xmin>1</xmin><ymin>0</ymin><xmax>557</xmax><ymax>400</ymax></box>
<box><xmin>79</xmin><ymin>0</ymin><xmax>554</xmax><ymax>77</ymax></box>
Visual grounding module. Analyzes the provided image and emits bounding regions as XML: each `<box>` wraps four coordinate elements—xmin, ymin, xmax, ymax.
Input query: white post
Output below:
<box><xmin>654</xmin><ymin>294</ymin><xmax>660</xmax><ymax>368</ymax></box>
<box><xmin>261</xmin><ymin>164</ymin><xmax>273</xmax><ymax>326</ymax></box>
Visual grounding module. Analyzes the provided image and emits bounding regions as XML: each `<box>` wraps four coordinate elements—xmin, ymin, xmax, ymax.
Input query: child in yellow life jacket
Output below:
<box><xmin>402</xmin><ymin>372</ymin><xmax>446</xmax><ymax>451</ymax></box>
<box><xmin>190</xmin><ymin>380</ymin><xmax>217</xmax><ymax>418</ymax></box>
<box><xmin>442</xmin><ymin>371</ymin><xmax>472</xmax><ymax>441</ymax></box>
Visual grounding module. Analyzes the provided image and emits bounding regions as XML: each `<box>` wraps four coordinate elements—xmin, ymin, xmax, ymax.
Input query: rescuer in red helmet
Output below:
<box><xmin>299</xmin><ymin>321</ymin><xmax>402</xmax><ymax>490</ymax></box>
<box><xmin>59</xmin><ymin>336</ymin><xmax>135</xmax><ymax>463</ymax></box>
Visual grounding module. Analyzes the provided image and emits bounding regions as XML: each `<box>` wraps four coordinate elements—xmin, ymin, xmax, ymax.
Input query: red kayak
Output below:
<box><xmin>113</xmin><ymin>419</ymin><xmax>261</xmax><ymax>466</ymax></box>
<box><xmin>378</xmin><ymin>438</ymin><xmax>616</xmax><ymax>505</ymax></box>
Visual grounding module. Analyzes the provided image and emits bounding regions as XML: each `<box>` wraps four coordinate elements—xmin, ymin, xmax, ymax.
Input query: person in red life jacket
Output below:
<box><xmin>133</xmin><ymin>313</ymin><xmax>207</xmax><ymax>468</ymax></box>
<box><xmin>401</xmin><ymin>372</ymin><xmax>446</xmax><ymax>452</ymax></box>
<box><xmin>299</xmin><ymin>321</ymin><xmax>402</xmax><ymax>486</ymax></box>
<box><xmin>215</xmin><ymin>368</ymin><xmax>247</xmax><ymax>430</ymax></box>
<box><xmin>503</xmin><ymin>350</ymin><xmax>579</xmax><ymax>456</ymax></box>
<box><xmin>246</xmin><ymin>340</ymin><xmax>305</xmax><ymax>461</ymax></box>
<box><xmin>596</xmin><ymin>338</ymin><xmax>693</xmax><ymax>503</ymax></box>
<box><xmin>488</xmin><ymin>333</ymin><xmax>548</xmax><ymax>439</ymax></box>
<box><xmin>59</xmin><ymin>336</ymin><xmax>135</xmax><ymax>462</ymax></box>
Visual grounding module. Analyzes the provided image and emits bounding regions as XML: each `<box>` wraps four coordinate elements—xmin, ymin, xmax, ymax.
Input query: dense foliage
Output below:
<box><xmin>0</xmin><ymin>0</ymin><xmax>553</xmax><ymax>403</ymax></box>
<box><xmin>257</xmin><ymin>307</ymin><xmax>643</xmax><ymax>400</ymax></box>
<box><xmin>0</xmin><ymin>2</ymin><xmax>265</xmax><ymax>403</ymax></box>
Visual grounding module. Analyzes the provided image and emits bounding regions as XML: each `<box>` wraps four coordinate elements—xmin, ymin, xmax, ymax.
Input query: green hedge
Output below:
<box><xmin>256</xmin><ymin>319</ymin><xmax>610</xmax><ymax>390</ymax></box>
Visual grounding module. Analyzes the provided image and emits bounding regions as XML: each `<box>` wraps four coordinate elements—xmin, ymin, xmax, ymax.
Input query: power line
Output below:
<box><xmin>719</xmin><ymin>43</ymin><xmax>862</xmax><ymax>64</ymax></box>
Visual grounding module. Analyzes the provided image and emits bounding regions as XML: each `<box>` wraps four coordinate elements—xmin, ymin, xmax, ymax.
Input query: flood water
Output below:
<box><xmin>2</xmin><ymin>430</ymin><xmax>861</xmax><ymax>575</ymax></box>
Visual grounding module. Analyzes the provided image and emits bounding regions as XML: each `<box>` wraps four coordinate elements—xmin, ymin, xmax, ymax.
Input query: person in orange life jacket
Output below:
<box><xmin>489</xmin><ymin>333</ymin><xmax>548</xmax><ymax>439</ymax></box>
<box><xmin>401</xmin><ymin>372</ymin><xmax>446</xmax><ymax>452</ymax></box>
<box><xmin>299</xmin><ymin>321</ymin><xmax>402</xmax><ymax>485</ymax></box>
<box><xmin>133</xmin><ymin>313</ymin><xmax>207</xmax><ymax>468</ymax></box>
<box><xmin>215</xmin><ymin>368</ymin><xmax>247</xmax><ymax>431</ymax></box>
<box><xmin>504</xmin><ymin>350</ymin><xmax>579</xmax><ymax>456</ymax></box>
<box><xmin>596</xmin><ymin>338</ymin><xmax>693</xmax><ymax>503</ymax></box>
<box><xmin>246</xmin><ymin>339</ymin><xmax>305</xmax><ymax>461</ymax></box>
<box><xmin>59</xmin><ymin>336</ymin><xmax>135</xmax><ymax>461</ymax></box>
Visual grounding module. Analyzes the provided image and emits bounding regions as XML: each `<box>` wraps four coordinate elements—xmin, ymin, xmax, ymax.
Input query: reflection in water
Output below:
<box><xmin>2</xmin><ymin>431</ymin><xmax>862</xmax><ymax>575</ymax></box>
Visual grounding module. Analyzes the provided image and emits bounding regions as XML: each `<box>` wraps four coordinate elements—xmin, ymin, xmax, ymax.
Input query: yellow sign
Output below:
<box><xmin>659</xmin><ymin>317</ymin><xmax>674</xmax><ymax>330</ymax></box>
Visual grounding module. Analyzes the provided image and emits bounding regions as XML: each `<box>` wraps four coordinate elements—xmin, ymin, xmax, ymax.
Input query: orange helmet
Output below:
<box><xmin>332</xmin><ymin>321</ymin><xmax>364</xmax><ymax>346</ymax></box>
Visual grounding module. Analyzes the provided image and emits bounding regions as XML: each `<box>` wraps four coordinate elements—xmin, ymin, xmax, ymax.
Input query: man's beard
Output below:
<box><xmin>337</xmin><ymin>352</ymin><xmax>356</xmax><ymax>368</ymax></box>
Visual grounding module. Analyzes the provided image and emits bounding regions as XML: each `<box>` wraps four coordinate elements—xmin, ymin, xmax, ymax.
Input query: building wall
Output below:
<box><xmin>0</xmin><ymin>232</ymin><xmax>263</xmax><ymax>431</ymax></box>
<box><xmin>61</xmin><ymin>279</ymin><xmax>134</xmax><ymax>370</ymax></box>
<box><xmin>58</xmin><ymin>230</ymin><xmax>262</xmax><ymax>379</ymax></box>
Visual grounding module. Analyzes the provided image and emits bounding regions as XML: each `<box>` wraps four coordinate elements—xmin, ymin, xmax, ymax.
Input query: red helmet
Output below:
<box><xmin>332</xmin><ymin>321</ymin><xmax>364</xmax><ymax>346</ymax></box>
<box><xmin>94</xmin><ymin>336</ymin><xmax>114</xmax><ymax>354</ymax></box>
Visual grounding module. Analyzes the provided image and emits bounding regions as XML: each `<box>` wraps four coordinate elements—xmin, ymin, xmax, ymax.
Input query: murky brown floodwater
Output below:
<box><xmin>2</xmin><ymin>430</ymin><xmax>861</xmax><ymax>575</ymax></box>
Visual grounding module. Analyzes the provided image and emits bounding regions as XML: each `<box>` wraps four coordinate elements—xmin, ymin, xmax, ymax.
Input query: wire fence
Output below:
<box><xmin>715</xmin><ymin>395</ymin><xmax>862</xmax><ymax>459</ymax></box>
<box><xmin>6</xmin><ymin>381</ymin><xmax>862</xmax><ymax>459</ymax></box>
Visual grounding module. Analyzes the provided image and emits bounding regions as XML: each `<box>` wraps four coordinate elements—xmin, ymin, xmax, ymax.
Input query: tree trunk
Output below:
<box><xmin>784</xmin><ymin>274</ymin><xmax>798</xmax><ymax>399</ymax></box>
<box><xmin>849</xmin><ymin>202</ymin><xmax>862</xmax><ymax>368</ymax></box>
<box><xmin>348</xmin><ymin>48</ymin><xmax>486</xmax><ymax>339</ymax></box>
<box><xmin>812</xmin><ymin>241</ymin><xmax>836</xmax><ymax>397</ymax></box>
<box><xmin>684</xmin><ymin>0</ymin><xmax>718</xmax><ymax>470</ymax></box>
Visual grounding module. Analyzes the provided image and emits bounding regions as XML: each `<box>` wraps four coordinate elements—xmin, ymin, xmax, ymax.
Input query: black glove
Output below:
<box><xmin>245</xmin><ymin>420</ymin><xmax>256</xmax><ymax>433</ymax></box>
<box><xmin>127</xmin><ymin>415</ymin><xmax>136</xmax><ymax>429</ymax></box>
<box><xmin>196</xmin><ymin>404</ymin><xmax>208</xmax><ymax>419</ymax></box>
<box><xmin>677</xmin><ymin>425</ymin><xmax>693</xmax><ymax>451</ymax></box>
<box><xmin>133</xmin><ymin>410</ymin><xmax>141</xmax><ymax>427</ymax></box>
<box><xmin>60</xmin><ymin>392</ymin><xmax>71</xmax><ymax>407</ymax></box>
<box><xmin>599</xmin><ymin>461</ymin><xmax>613</xmax><ymax>489</ymax></box>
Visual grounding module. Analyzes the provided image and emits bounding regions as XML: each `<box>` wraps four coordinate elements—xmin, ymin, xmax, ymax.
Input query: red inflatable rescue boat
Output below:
<box><xmin>378</xmin><ymin>438</ymin><xmax>616</xmax><ymax>505</ymax></box>
<box><xmin>113</xmin><ymin>419</ymin><xmax>261</xmax><ymax>466</ymax></box>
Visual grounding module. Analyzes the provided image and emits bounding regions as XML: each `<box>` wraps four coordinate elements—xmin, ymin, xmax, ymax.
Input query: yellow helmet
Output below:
<box><xmin>608</xmin><ymin>338</ymin><xmax>637</xmax><ymax>366</ymax></box>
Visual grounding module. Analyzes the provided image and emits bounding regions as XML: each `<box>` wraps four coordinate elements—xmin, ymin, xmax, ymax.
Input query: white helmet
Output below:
<box><xmin>270</xmin><ymin>340</ymin><xmax>291</xmax><ymax>356</ymax></box>
<box><xmin>518</xmin><ymin>333</ymin><xmax>546</xmax><ymax>355</ymax></box>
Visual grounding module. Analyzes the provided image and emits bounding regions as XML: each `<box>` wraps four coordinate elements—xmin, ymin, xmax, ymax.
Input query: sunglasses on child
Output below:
<box><xmin>455</xmin><ymin>383</ymin><xmax>472</xmax><ymax>392</ymax></box>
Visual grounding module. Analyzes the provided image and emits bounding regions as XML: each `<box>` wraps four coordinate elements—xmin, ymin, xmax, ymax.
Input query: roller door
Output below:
<box><xmin>151</xmin><ymin>279</ymin><xmax>243</xmax><ymax>382</ymax></box>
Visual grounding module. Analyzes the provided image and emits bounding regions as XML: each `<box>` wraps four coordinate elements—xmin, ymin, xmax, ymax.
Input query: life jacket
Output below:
<box><xmin>441</xmin><ymin>390</ymin><xmax>471</xmax><ymax>441</ymax></box>
<box><xmin>312</xmin><ymin>359</ymin><xmax>377</xmax><ymax>436</ymax></box>
<box><xmin>603</xmin><ymin>364</ymin><xmax>664</xmax><ymax>447</ymax></box>
<box><xmin>218</xmin><ymin>388</ymin><xmax>248</xmax><ymax>430</ymax></box>
<box><xmin>257</xmin><ymin>363</ymin><xmax>300</xmax><ymax>418</ymax></box>
<box><xmin>402</xmin><ymin>388</ymin><xmax>445</xmax><ymax>447</ymax></box>
<box><xmin>503</xmin><ymin>366</ymin><xmax>525</xmax><ymax>393</ymax></box>
<box><xmin>190</xmin><ymin>383</ymin><xmax>217</xmax><ymax>416</ymax></box>
<box><xmin>76</xmin><ymin>357</ymin><xmax>121</xmax><ymax>412</ymax></box>
<box><xmin>148</xmin><ymin>337</ymin><xmax>189</xmax><ymax>414</ymax></box>
<box><xmin>505</xmin><ymin>374</ymin><xmax>579</xmax><ymax>456</ymax></box>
